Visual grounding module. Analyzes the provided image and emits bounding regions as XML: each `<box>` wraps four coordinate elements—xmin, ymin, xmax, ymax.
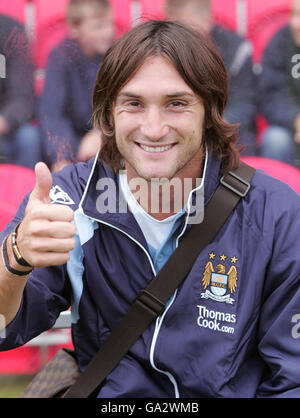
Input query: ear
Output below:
<box><xmin>107</xmin><ymin>106</ymin><xmax>115</xmax><ymax>129</ymax></box>
<box><xmin>203</xmin><ymin>114</ymin><xmax>213</xmax><ymax>130</ymax></box>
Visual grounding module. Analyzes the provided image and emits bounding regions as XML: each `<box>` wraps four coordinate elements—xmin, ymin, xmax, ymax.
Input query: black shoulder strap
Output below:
<box><xmin>64</xmin><ymin>162</ymin><xmax>255</xmax><ymax>398</ymax></box>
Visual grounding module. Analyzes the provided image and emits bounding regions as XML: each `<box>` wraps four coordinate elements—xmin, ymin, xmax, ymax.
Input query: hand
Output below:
<box><xmin>294</xmin><ymin>132</ymin><xmax>300</xmax><ymax>144</ymax></box>
<box><xmin>15</xmin><ymin>162</ymin><xmax>76</xmax><ymax>268</ymax></box>
<box><xmin>77</xmin><ymin>129</ymin><xmax>102</xmax><ymax>162</ymax></box>
<box><xmin>0</xmin><ymin>115</ymin><xmax>9</xmax><ymax>136</ymax></box>
<box><xmin>294</xmin><ymin>114</ymin><xmax>300</xmax><ymax>144</ymax></box>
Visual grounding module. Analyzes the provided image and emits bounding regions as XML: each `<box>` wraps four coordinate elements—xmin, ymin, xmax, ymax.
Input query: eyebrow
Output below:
<box><xmin>165</xmin><ymin>92</ymin><xmax>196</xmax><ymax>99</ymax></box>
<box><xmin>117</xmin><ymin>92</ymin><xmax>142</xmax><ymax>99</ymax></box>
<box><xmin>117</xmin><ymin>91</ymin><xmax>196</xmax><ymax>99</ymax></box>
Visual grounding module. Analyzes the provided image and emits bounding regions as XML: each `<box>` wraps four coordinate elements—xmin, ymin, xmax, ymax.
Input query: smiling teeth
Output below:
<box><xmin>139</xmin><ymin>144</ymin><xmax>173</xmax><ymax>153</ymax></box>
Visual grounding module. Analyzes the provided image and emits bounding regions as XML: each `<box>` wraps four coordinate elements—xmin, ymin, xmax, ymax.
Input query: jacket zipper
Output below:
<box><xmin>78</xmin><ymin>207</ymin><xmax>181</xmax><ymax>397</ymax></box>
<box><xmin>148</xmin><ymin>210</ymin><xmax>191</xmax><ymax>399</ymax></box>
<box><xmin>147</xmin><ymin>148</ymin><xmax>208</xmax><ymax>398</ymax></box>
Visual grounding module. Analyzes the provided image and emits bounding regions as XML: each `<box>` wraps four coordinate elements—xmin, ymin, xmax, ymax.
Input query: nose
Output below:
<box><xmin>140</xmin><ymin>106</ymin><xmax>170</xmax><ymax>141</ymax></box>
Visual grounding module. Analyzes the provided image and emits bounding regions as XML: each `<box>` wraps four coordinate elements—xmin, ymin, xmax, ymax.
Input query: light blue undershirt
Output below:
<box><xmin>119</xmin><ymin>172</ymin><xmax>186</xmax><ymax>273</ymax></box>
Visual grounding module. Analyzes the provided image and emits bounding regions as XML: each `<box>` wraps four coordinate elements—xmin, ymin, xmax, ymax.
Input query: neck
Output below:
<box><xmin>125</xmin><ymin>152</ymin><xmax>205</xmax><ymax>221</ymax></box>
<box><xmin>146</xmin><ymin>176</ymin><xmax>202</xmax><ymax>220</ymax></box>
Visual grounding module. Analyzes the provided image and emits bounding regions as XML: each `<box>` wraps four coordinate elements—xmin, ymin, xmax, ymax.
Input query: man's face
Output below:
<box><xmin>165</xmin><ymin>5</ymin><xmax>212</xmax><ymax>35</ymax></box>
<box><xmin>113</xmin><ymin>56</ymin><xmax>206</xmax><ymax>182</ymax></box>
<box><xmin>290</xmin><ymin>0</ymin><xmax>300</xmax><ymax>46</ymax></box>
<box><xmin>70</xmin><ymin>9</ymin><xmax>114</xmax><ymax>57</ymax></box>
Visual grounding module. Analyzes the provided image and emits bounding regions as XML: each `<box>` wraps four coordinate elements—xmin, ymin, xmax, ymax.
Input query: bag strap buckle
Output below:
<box><xmin>220</xmin><ymin>170</ymin><xmax>251</xmax><ymax>198</ymax></box>
<box><xmin>135</xmin><ymin>289</ymin><xmax>166</xmax><ymax>316</ymax></box>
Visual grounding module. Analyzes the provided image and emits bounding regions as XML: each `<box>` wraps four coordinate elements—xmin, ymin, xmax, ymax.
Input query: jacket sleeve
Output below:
<box><xmin>38</xmin><ymin>43</ymin><xmax>79</xmax><ymax>166</ymax></box>
<box><xmin>259</xmin><ymin>27</ymin><xmax>298</xmax><ymax>128</ymax></box>
<box><xmin>0</xmin><ymin>261</ymin><xmax>71</xmax><ymax>351</ymax></box>
<box><xmin>256</xmin><ymin>187</ymin><xmax>300</xmax><ymax>397</ymax></box>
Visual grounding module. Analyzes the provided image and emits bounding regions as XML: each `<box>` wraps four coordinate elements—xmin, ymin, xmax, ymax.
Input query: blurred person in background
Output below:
<box><xmin>164</xmin><ymin>0</ymin><xmax>258</xmax><ymax>157</ymax></box>
<box><xmin>39</xmin><ymin>0</ymin><xmax>114</xmax><ymax>172</ymax></box>
<box><xmin>0</xmin><ymin>14</ymin><xmax>40</xmax><ymax>169</ymax></box>
<box><xmin>259</xmin><ymin>0</ymin><xmax>300</xmax><ymax>168</ymax></box>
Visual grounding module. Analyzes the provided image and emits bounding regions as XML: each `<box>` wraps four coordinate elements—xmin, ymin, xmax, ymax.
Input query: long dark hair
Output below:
<box><xmin>93</xmin><ymin>20</ymin><xmax>241</xmax><ymax>172</ymax></box>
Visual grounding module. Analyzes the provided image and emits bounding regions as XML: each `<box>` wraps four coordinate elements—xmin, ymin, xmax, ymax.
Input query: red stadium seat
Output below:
<box><xmin>0</xmin><ymin>0</ymin><xmax>27</xmax><ymax>23</ymax></box>
<box><xmin>211</xmin><ymin>0</ymin><xmax>237</xmax><ymax>31</ymax></box>
<box><xmin>241</xmin><ymin>156</ymin><xmax>300</xmax><ymax>194</ymax></box>
<box><xmin>247</xmin><ymin>0</ymin><xmax>291</xmax><ymax>62</ymax></box>
<box><xmin>110</xmin><ymin>0</ymin><xmax>131</xmax><ymax>37</ymax></box>
<box><xmin>0</xmin><ymin>164</ymin><xmax>35</xmax><ymax>233</ymax></box>
<box><xmin>0</xmin><ymin>346</ymin><xmax>42</xmax><ymax>375</ymax></box>
<box><xmin>34</xmin><ymin>0</ymin><xmax>69</xmax><ymax>27</ymax></box>
<box><xmin>0</xmin><ymin>330</ymin><xmax>73</xmax><ymax>375</ymax></box>
<box><xmin>256</xmin><ymin>115</ymin><xmax>268</xmax><ymax>144</ymax></box>
<box><xmin>247</xmin><ymin>0</ymin><xmax>291</xmax><ymax>25</ymax></box>
<box><xmin>33</xmin><ymin>0</ymin><xmax>69</xmax><ymax>70</ymax></box>
<box><xmin>140</xmin><ymin>0</ymin><xmax>165</xmax><ymax>21</ymax></box>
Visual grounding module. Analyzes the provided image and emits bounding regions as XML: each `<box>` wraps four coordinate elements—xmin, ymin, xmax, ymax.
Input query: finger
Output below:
<box><xmin>30</xmin><ymin>220</ymin><xmax>77</xmax><ymax>238</ymax></box>
<box><xmin>48</xmin><ymin>205</ymin><xmax>74</xmax><ymax>222</ymax></box>
<box><xmin>30</xmin><ymin>204</ymin><xmax>74</xmax><ymax>222</ymax></box>
<box><xmin>46</xmin><ymin>222</ymin><xmax>77</xmax><ymax>238</ymax></box>
<box><xmin>33</xmin><ymin>252</ymin><xmax>72</xmax><ymax>268</ymax></box>
<box><xmin>31</xmin><ymin>162</ymin><xmax>52</xmax><ymax>203</ymax></box>
<box><xmin>30</xmin><ymin>237</ymin><xmax>76</xmax><ymax>253</ymax></box>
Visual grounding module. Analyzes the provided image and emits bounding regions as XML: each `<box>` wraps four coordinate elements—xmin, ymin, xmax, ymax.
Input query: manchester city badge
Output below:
<box><xmin>201</xmin><ymin>252</ymin><xmax>238</xmax><ymax>304</ymax></box>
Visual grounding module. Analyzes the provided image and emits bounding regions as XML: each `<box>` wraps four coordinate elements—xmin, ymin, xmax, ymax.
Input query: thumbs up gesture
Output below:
<box><xmin>29</xmin><ymin>161</ymin><xmax>53</xmax><ymax>204</ymax></box>
<box><xmin>15</xmin><ymin>162</ymin><xmax>76</xmax><ymax>268</ymax></box>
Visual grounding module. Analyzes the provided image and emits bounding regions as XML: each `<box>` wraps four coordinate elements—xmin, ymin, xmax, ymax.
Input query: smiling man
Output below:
<box><xmin>112</xmin><ymin>55</ymin><xmax>207</xmax><ymax>218</ymax></box>
<box><xmin>113</xmin><ymin>56</ymin><xmax>205</xmax><ymax>183</ymax></box>
<box><xmin>0</xmin><ymin>20</ymin><xmax>300</xmax><ymax>398</ymax></box>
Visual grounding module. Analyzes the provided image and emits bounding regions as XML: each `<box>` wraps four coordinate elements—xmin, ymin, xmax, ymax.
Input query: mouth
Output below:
<box><xmin>137</xmin><ymin>143</ymin><xmax>176</xmax><ymax>153</ymax></box>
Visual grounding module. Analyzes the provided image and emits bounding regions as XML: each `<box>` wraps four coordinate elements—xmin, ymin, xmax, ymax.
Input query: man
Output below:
<box><xmin>0</xmin><ymin>20</ymin><xmax>300</xmax><ymax>398</ymax></box>
<box><xmin>259</xmin><ymin>0</ymin><xmax>300</xmax><ymax>168</ymax></box>
<box><xmin>39</xmin><ymin>0</ymin><xmax>114</xmax><ymax>171</ymax></box>
<box><xmin>0</xmin><ymin>14</ymin><xmax>40</xmax><ymax>168</ymax></box>
<box><xmin>164</xmin><ymin>0</ymin><xmax>258</xmax><ymax>157</ymax></box>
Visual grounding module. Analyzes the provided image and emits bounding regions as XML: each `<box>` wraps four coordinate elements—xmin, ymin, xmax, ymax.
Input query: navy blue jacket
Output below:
<box><xmin>1</xmin><ymin>151</ymin><xmax>300</xmax><ymax>397</ymax></box>
<box><xmin>38</xmin><ymin>38</ymin><xmax>103</xmax><ymax>165</ymax></box>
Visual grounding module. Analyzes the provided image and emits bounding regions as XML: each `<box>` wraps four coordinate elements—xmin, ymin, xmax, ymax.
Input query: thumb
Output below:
<box><xmin>31</xmin><ymin>162</ymin><xmax>52</xmax><ymax>203</ymax></box>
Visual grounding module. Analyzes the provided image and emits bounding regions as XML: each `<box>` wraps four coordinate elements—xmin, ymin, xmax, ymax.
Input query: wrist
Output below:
<box><xmin>6</xmin><ymin>234</ymin><xmax>33</xmax><ymax>273</ymax></box>
<box><xmin>11</xmin><ymin>223</ymin><xmax>32</xmax><ymax>268</ymax></box>
<box><xmin>1</xmin><ymin>233</ymin><xmax>33</xmax><ymax>278</ymax></box>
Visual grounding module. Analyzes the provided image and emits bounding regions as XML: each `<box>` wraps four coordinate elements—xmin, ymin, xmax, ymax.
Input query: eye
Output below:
<box><xmin>121</xmin><ymin>100</ymin><xmax>144</xmax><ymax>112</ymax></box>
<box><xmin>169</xmin><ymin>101</ymin><xmax>186</xmax><ymax>108</ymax></box>
<box><xmin>127</xmin><ymin>101</ymin><xmax>142</xmax><ymax>108</ymax></box>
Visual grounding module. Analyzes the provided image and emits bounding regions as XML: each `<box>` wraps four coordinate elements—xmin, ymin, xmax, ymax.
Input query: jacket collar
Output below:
<box><xmin>79</xmin><ymin>149</ymin><xmax>222</xmax><ymax>243</ymax></box>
